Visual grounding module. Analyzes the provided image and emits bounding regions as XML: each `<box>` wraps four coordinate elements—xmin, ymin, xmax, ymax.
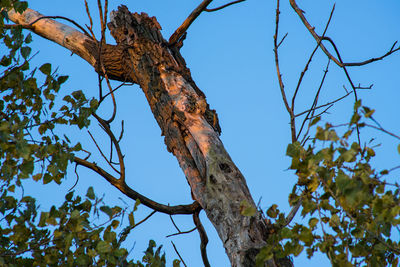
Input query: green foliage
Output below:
<box><xmin>0</xmin><ymin>3</ymin><xmax>176</xmax><ymax>266</ymax></box>
<box><xmin>260</xmin><ymin>101</ymin><xmax>400</xmax><ymax>266</ymax></box>
<box><xmin>0</xmin><ymin>186</ymin><xmax>169</xmax><ymax>266</ymax></box>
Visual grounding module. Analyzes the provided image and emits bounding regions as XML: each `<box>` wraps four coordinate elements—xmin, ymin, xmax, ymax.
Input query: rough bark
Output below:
<box><xmin>8</xmin><ymin>6</ymin><xmax>292</xmax><ymax>267</ymax></box>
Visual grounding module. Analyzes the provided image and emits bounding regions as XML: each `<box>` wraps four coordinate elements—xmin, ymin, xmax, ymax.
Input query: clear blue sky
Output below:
<box><xmin>23</xmin><ymin>1</ymin><xmax>400</xmax><ymax>266</ymax></box>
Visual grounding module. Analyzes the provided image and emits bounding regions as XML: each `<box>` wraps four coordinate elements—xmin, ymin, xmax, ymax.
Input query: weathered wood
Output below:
<box><xmin>8</xmin><ymin>5</ymin><xmax>292</xmax><ymax>267</ymax></box>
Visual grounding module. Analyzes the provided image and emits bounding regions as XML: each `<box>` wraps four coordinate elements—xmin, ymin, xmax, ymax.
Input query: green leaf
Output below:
<box><xmin>255</xmin><ymin>246</ymin><xmax>273</xmax><ymax>267</ymax></box>
<box><xmin>86</xmin><ymin>187</ymin><xmax>95</xmax><ymax>200</ymax></box>
<box><xmin>57</xmin><ymin>75</ymin><xmax>69</xmax><ymax>84</ymax></box>
<box><xmin>354</xmin><ymin>100</ymin><xmax>362</xmax><ymax>110</ymax></box>
<box><xmin>20</xmin><ymin>46</ymin><xmax>31</xmax><ymax>59</ymax></box>
<box><xmin>39</xmin><ymin>63</ymin><xmax>51</xmax><ymax>75</ymax></box>
<box><xmin>364</xmin><ymin>108</ymin><xmax>375</xmax><ymax>118</ymax></box>
<box><xmin>96</xmin><ymin>241</ymin><xmax>111</xmax><ymax>253</ymax></box>
<box><xmin>114</xmin><ymin>248</ymin><xmax>127</xmax><ymax>257</ymax></box>
<box><xmin>397</xmin><ymin>144</ymin><xmax>400</xmax><ymax>155</ymax></box>
<box><xmin>38</xmin><ymin>212</ymin><xmax>48</xmax><ymax>227</ymax></box>
<box><xmin>100</xmin><ymin>206</ymin><xmax>113</xmax><ymax>219</ymax></box>
<box><xmin>13</xmin><ymin>1</ymin><xmax>28</xmax><ymax>13</ymax></box>
<box><xmin>266</xmin><ymin>204</ymin><xmax>278</xmax><ymax>218</ymax></box>
<box><xmin>310</xmin><ymin>116</ymin><xmax>321</xmax><ymax>126</ymax></box>
<box><xmin>134</xmin><ymin>199</ymin><xmax>141</xmax><ymax>211</ymax></box>
<box><xmin>280</xmin><ymin>227</ymin><xmax>293</xmax><ymax>239</ymax></box>
<box><xmin>308</xmin><ymin>218</ymin><xmax>319</xmax><ymax>229</ymax></box>
<box><xmin>90</xmin><ymin>98</ymin><xmax>98</xmax><ymax>109</ymax></box>
<box><xmin>70</xmin><ymin>209</ymin><xmax>80</xmax><ymax>219</ymax></box>
<box><xmin>286</xmin><ymin>142</ymin><xmax>301</xmax><ymax>157</ymax></box>
<box><xmin>129</xmin><ymin>212</ymin><xmax>135</xmax><ymax>226</ymax></box>
<box><xmin>240</xmin><ymin>200</ymin><xmax>257</xmax><ymax>217</ymax></box>
<box><xmin>8</xmin><ymin>185</ymin><xmax>15</xmax><ymax>193</ymax></box>
<box><xmin>111</xmin><ymin>219</ymin><xmax>119</xmax><ymax>229</ymax></box>
<box><xmin>173</xmin><ymin>259</ymin><xmax>181</xmax><ymax>267</ymax></box>
<box><xmin>24</xmin><ymin>33</ymin><xmax>32</xmax><ymax>44</ymax></box>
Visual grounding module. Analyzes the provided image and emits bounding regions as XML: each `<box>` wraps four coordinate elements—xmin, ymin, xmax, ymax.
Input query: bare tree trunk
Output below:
<box><xmin>8</xmin><ymin>6</ymin><xmax>292</xmax><ymax>267</ymax></box>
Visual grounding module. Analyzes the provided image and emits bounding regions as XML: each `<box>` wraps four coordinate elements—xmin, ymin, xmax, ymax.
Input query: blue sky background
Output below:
<box><xmin>21</xmin><ymin>1</ymin><xmax>400</xmax><ymax>266</ymax></box>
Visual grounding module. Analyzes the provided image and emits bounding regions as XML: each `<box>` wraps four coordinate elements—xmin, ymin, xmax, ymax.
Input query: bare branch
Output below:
<box><xmin>277</xmin><ymin>32</ymin><xmax>288</xmax><ymax>48</ymax></box>
<box><xmin>284</xmin><ymin>200</ymin><xmax>302</xmax><ymax>226</ymax></box>
<box><xmin>274</xmin><ymin>0</ymin><xmax>296</xmax><ymax>142</ymax></box>
<box><xmin>93</xmin><ymin>114</ymin><xmax>125</xmax><ymax>181</ymax></box>
<box><xmin>171</xmin><ymin>241</ymin><xmax>188</xmax><ymax>267</ymax></box>
<box><xmin>204</xmin><ymin>0</ymin><xmax>245</xmax><ymax>12</ymax></box>
<box><xmin>118</xmin><ymin>211</ymin><xmax>156</xmax><ymax>246</ymax></box>
<box><xmin>193</xmin><ymin>210</ymin><xmax>210</xmax><ymax>267</ymax></box>
<box><xmin>166</xmin><ymin>226</ymin><xmax>197</xmax><ymax>238</ymax></box>
<box><xmin>88</xmin><ymin>129</ymin><xmax>121</xmax><ymax>175</ymax></box>
<box><xmin>297</xmin><ymin>59</ymin><xmax>331</xmax><ymax>142</ymax></box>
<box><xmin>364</xmin><ymin>123</ymin><xmax>400</xmax><ymax>140</ymax></box>
<box><xmin>169</xmin><ymin>0</ymin><xmax>213</xmax><ymax>45</ymax></box>
<box><xmin>169</xmin><ymin>214</ymin><xmax>181</xmax><ymax>233</ymax></box>
<box><xmin>84</xmin><ymin>0</ymin><xmax>96</xmax><ymax>40</ymax></box>
<box><xmin>291</xmin><ymin>4</ymin><xmax>335</xmax><ymax>113</ymax></box>
<box><xmin>295</xmin><ymin>91</ymin><xmax>353</xmax><ymax>118</ymax></box>
<box><xmin>4</xmin><ymin>15</ymin><xmax>91</xmax><ymax>37</ymax></box>
<box><xmin>74</xmin><ymin>156</ymin><xmax>201</xmax><ymax>215</ymax></box>
<box><xmin>289</xmin><ymin>0</ymin><xmax>400</xmax><ymax>68</ymax></box>
<box><xmin>69</xmin><ymin>164</ymin><xmax>80</xmax><ymax>191</ymax></box>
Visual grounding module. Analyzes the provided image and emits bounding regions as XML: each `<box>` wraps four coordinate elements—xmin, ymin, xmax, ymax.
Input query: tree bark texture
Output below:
<box><xmin>8</xmin><ymin>6</ymin><xmax>292</xmax><ymax>267</ymax></box>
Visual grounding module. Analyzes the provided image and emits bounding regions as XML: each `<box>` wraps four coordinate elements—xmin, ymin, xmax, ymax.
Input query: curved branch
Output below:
<box><xmin>204</xmin><ymin>0</ymin><xmax>245</xmax><ymax>12</ymax></box>
<box><xmin>289</xmin><ymin>0</ymin><xmax>400</xmax><ymax>68</ymax></box>
<box><xmin>169</xmin><ymin>0</ymin><xmax>212</xmax><ymax>45</ymax></box>
<box><xmin>74</xmin><ymin>157</ymin><xmax>201</xmax><ymax>215</ymax></box>
<box><xmin>93</xmin><ymin>113</ymin><xmax>125</xmax><ymax>181</ymax></box>
<box><xmin>193</xmin><ymin>210</ymin><xmax>210</xmax><ymax>267</ymax></box>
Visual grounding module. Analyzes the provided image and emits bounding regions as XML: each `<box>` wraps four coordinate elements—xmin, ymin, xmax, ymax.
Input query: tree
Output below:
<box><xmin>1</xmin><ymin>0</ymin><xmax>399</xmax><ymax>266</ymax></box>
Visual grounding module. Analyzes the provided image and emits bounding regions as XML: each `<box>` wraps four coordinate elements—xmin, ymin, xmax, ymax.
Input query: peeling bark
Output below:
<box><xmin>8</xmin><ymin>6</ymin><xmax>292</xmax><ymax>267</ymax></box>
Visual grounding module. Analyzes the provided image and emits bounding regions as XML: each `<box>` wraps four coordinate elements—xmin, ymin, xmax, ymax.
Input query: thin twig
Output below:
<box><xmin>295</xmin><ymin>91</ymin><xmax>352</xmax><ymax>118</ymax></box>
<box><xmin>364</xmin><ymin>123</ymin><xmax>400</xmax><ymax>140</ymax></box>
<box><xmin>298</xmin><ymin>59</ymin><xmax>331</xmax><ymax>144</ymax></box>
<box><xmin>193</xmin><ymin>210</ymin><xmax>210</xmax><ymax>267</ymax></box>
<box><xmin>284</xmin><ymin>199</ymin><xmax>302</xmax><ymax>226</ymax></box>
<box><xmin>277</xmin><ymin>32</ymin><xmax>288</xmax><ymax>48</ymax></box>
<box><xmin>166</xmin><ymin>226</ymin><xmax>197</xmax><ymax>238</ymax></box>
<box><xmin>88</xmin><ymin>130</ymin><xmax>121</xmax><ymax>174</ymax></box>
<box><xmin>93</xmin><ymin>114</ymin><xmax>125</xmax><ymax>181</ymax></box>
<box><xmin>94</xmin><ymin>0</ymin><xmax>117</xmax><ymax>123</ymax></box>
<box><xmin>171</xmin><ymin>241</ymin><xmax>188</xmax><ymax>267</ymax></box>
<box><xmin>169</xmin><ymin>214</ymin><xmax>181</xmax><ymax>233</ymax></box>
<box><xmin>69</xmin><ymin>164</ymin><xmax>80</xmax><ymax>191</ymax></box>
<box><xmin>84</xmin><ymin>0</ymin><xmax>97</xmax><ymax>42</ymax></box>
<box><xmin>169</xmin><ymin>0</ymin><xmax>213</xmax><ymax>45</ymax></box>
<box><xmin>204</xmin><ymin>0</ymin><xmax>245</xmax><ymax>12</ymax></box>
<box><xmin>291</xmin><ymin>4</ymin><xmax>335</xmax><ymax>115</ymax></box>
<box><xmin>99</xmin><ymin>82</ymin><xmax>132</xmax><ymax>105</ymax></box>
<box><xmin>273</xmin><ymin>0</ymin><xmax>296</xmax><ymax>142</ymax></box>
<box><xmin>118</xmin><ymin>211</ymin><xmax>156</xmax><ymax>246</ymax></box>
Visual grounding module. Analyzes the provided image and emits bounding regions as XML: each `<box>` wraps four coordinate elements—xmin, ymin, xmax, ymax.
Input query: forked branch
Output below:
<box><xmin>74</xmin><ymin>156</ymin><xmax>201</xmax><ymax>215</ymax></box>
<box><xmin>289</xmin><ymin>0</ymin><xmax>400</xmax><ymax>68</ymax></box>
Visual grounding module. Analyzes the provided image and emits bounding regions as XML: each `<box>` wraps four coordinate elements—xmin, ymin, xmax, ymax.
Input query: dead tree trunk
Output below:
<box><xmin>8</xmin><ymin>6</ymin><xmax>291</xmax><ymax>267</ymax></box>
